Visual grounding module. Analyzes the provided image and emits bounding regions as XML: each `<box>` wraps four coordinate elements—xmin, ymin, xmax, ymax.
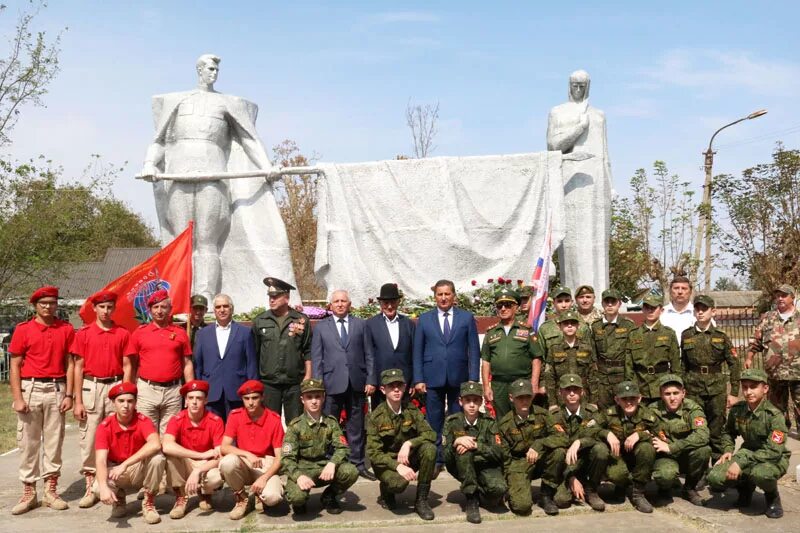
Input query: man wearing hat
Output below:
<box><xmin>681</xmin><ymin>294</ymin><xmax>739</xmax><ymax>463</ymax></box>
<box><xmin>575</xmin><ymin>285</ymin><xmax>602</xmax><ymax>325</ymax></box>
<box><xmin>188</xmin><ymin>294</ymin><xmax>209</xmax><ymax>349</ymax></box>
<box><xmin>71</xmin><ymin>290</ymin><xmax>130</xmax><ymax>508</ymax></box>
<box><xmin>9</xmin><ymin>285</ymin><xmax>75</xmax><ymax>515</ymax></box>
<box><xmin>481</xmin><ymin>287</ymin><xmax>540</xmax><ymax>420</ymax></box>
<box><xmin>94</xmin><ymin>382</ymin><xmax>165</xmax><ymax>524</ymax></box>
<box><xmin>543</xmin><ymin>309</ymin><xmax>598</xmax><ymax>407</ymax></box>
<box><xmin>591</xmin><ymin>288</ymin><xmax>635</xmax><ymax>409</ymax></box>
<box><xmin>624</xmin><ymin>293</ymin><xmax>681</xmax><ymax>404</ymax></box>
<box><xmin>515</xmin><ymin>285</ymin><xmax>533</xmax><ymax>322</ymax></box>
<box><xmin>597</xmin><ymin>381</ymin><xmax>657</xmax><ymax>513</ymax></box>
<box><xmin>220</xmin><ymin>380</ymin><xmax>285</xmax><ymax>519</ymax></box>
<box><xmin>745</xmin><ymin>283</ymin><xmax>800</xmax><ymax>432</ymax></box>
<box><xmin>281</xmin><ymin>378</ymin><xmax>359</xmax><ymax>515</ymax></box>
<box><xmin>251</xmin><ymin>276</ymin><xmax>312</xmax><ymax>424</ymax></box>
<box><xmin>442</xmin><ymin>381</ymin><xmax>506</xmax><ymax>523</ymax></box>
<box><xmin>161</xmin><ymin>380</ymin><xmax>225</xmax><ymax>519</ymax></box>
<box><xmin>366</xmin><ymin>369</ymin><xmax>437</xmax><ymax>520</ymax></box>
<box><xmin>551</xmin><ymin>374</ymin><xmax>608</xmax><ymax>512</ymax></box>
<box><xmin>498</xmin><ymin>378</ymin><xmax>568</xmax><ymax>516</ymax></box>
<box><xmin>365</xmin><ymin>283</ymin><xmax>416</xmax><ymax>408</ymax></box>
<box><xmin>126</xmin><ymin>289</ymin><xmax>194</xmax><ymax>434</ymax></box>
<box><xmin>707</xmin><ymin>369</ymin><xmax>789</xmax><ymax>519</ymax></box>
<box><xmin>649</xmin><ymin>374</ymin><xmax>710</xmax><ymax>506</ymax></box>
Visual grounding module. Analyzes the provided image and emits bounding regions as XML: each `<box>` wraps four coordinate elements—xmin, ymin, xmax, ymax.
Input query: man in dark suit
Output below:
<box><xmin>413</xmin><ymin>279</ymin><xmax>481</xmax><ymax>471</ymax></box>
<box><xmin>194</xmin><ymin>294</ymin><xmax>258</xmax><ymax>421</ymax></box>
<box><xmin>312</xmin><ymin>290</ymin><xmax>377</xmax><ymax>480</ymax></box>
<box><xmin>365</xmin><ymin>283</ymin><xmax>416</xmax><ymax>409</ymax></box>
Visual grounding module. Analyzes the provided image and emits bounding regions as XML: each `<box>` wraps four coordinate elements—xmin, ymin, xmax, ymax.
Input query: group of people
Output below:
<box><xmin>5</xmin><ymin>274</ymin><xmax>796</xmax><ymax>524</ymax></box>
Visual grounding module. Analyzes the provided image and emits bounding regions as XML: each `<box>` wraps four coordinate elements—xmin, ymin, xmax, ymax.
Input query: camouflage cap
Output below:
<box><xmin>519</xmin><ymin>285</ymin><xmax>533</xmax><ymax>298</ymax></box>
<box><xmin>459</xmin><ymin>381</ymin><xmax>483</xmax><ymax>397</ymax></box>
<box><xmin>559</xmin><ymin>374</ymin><xmax>584</xmax><ymax>389</ymax></box>
<box><xmin>556</xmin><ymin>309</ymin><xmax>580</xmax><ymax>324</ymax></box>
<box><xmin>495</xmin><ymin>287</ymin><xmax>520</xmax><ymax>304</ymax></box>
<box><xmin>601</xmin><ymin>288</ymin><xmax>622</xmax><ymax>301</ymax></box>
<box><xmin>575</xmin><ymin>285</ymin><xmax>595</xmax><ymax>296</ymax></box>
<box><xmin>300</xmin><ymin>378</ymin><xmax>325</xmax><ymax>394</ymax></box>
<box><xmin>381</xmin><ymin>368</ymin><xmax>406</xmax><ymax>385</ymax></box>
<box><xmin>693</xmin><ymin>294</ymin><xmax>715</xmax><ymax>308</ymax></box>
<box><xmin>616</xmin><ymin>381</ymin><xmax>641</xmax><ymax>398</ymax></box>
<box><xmin>658</xmin><ymin>374</ymin><xmax>684</xmax><ymax>388</ymax></box>
<box><xmin>190</xmin><ymin>294</ymin><xmax>208</xmax><ymax>308</ymax></box>
<box><xmin>552</xmin><ymin>286</ymin><xmax>572</xmax><ymax>299</ymax></box>
<box><xmin>740</xmin><ymin>368</ymin><xmax>769</xmax><ymax>384</ymax></box>
<box><xmin>642</xmin><ymin>293</ymin><xmax>663</xmax><ymax>307</ymax></box>
<box><xmin>774</xmin><ymin>284</ymin><xmax>796</xmax><ymax>297</ymax></box>
<box><xmin>510</xmin><ymin>378</ymin><xmax>534</xmax><ymax>398</ymax></box>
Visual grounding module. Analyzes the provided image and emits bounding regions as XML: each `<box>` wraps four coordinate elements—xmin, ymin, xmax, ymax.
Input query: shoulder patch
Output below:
<box><xmin>771</xmin><ymin>430</ymin><xmax>785</xmax><ymax>444</ymax></box>
<box><xmin>693</xmin><ymin>417</ymin><xmax>705</xmax><ymax>427</ymax></box>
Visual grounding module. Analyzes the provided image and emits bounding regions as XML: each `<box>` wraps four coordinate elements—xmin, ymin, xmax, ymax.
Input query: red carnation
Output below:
<box><xmin>517</xmin><ymin>279</ymin><xmax>523</xmax><ymax>285</ymax></box>
<box><xmin>471</xmin><ymin>280</ymin><xmax>477</xmax><ymax>286</ymax></box>
<box><xmin>487</xmin><ymin>278</ymin><xmax>494</xmax><ymax>283</ymax></box>
<box><xmin>497</xmin><ymin>276</ymin><xmax>505</xmax><ymax>284</ymax></box>
<box><xmin>506</xmin><ymin>279</ymin><xmax>512</xmax><ymax>285</ymax></box>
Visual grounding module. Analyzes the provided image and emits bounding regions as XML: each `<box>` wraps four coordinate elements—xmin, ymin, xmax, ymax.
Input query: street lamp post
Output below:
<box><xmin>695</xmin><ymin>109</ymin><xmax>767</xmax><ymax>291</ymax></box>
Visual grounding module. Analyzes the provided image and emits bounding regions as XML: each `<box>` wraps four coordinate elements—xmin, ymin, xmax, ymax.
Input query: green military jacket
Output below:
<box><xmin>551</xmin><ymin>403</ymin><xmax>605</xmax><ymax>451</ymax></box>
<box><xmin>681</xmin><ymin>325</ymin><xmax>740</xmax><ymax>396</ymax></box>
<box><xmin>498</xmin><ymin>406</ymin><xmax>569</xmax><ymax>458</ymax></box>
<box><xmin>366</xmin><ymin>402</ymin><xmax>436</xmax><ymax>472</ymax></box>
<box><xmin>252</xmin><ymin>308</ymin><xmax>312</xmax><ymax>385</ymax></box>
<box><xmin>442</xmin><ymin>411</ymin><xmax>505</xmax><ymax>464</ymax></box>
<box><xmin>625</xmin><ymin>321</ymin><xmax>681</xmax><ymax>398</ymax></box>
<box><xmin>591</xmin><ymin>316</ymin><xmax>635</xmax><ymax>376</ymax></box>
<box><xmin>721</xmin><ymin>399</ymin><xmax>790</xmax><ymax>472</ymax></box>
<box><xmin>543</xmin><ymin>336</ymin><xmax>598</xmax><ymax>405</ymax></box>
<box><xmin>534</xmin><ymin>317</ymin><xmax>590</xmax><ymax>360</ymax></box>
<box><xmin>749</xmin><ymin>309</ymin><xmax>800</xmax><ymax>381</ymax></box>
<box><xmin>481</xmin><ymin>319</ymin><xmax>538</xmax><ymax>381</ymax></box>
<box><xmin>649</xmin><ymin>398</ymin><xmax>709</xmax><ymax>456</ymax></box>
<box><xmin>578</xmin><ymin>307</ymin><xmax>603</xmax><ymax>326</ymax></box>
<box><xmin>280</xmin><ymin>412</ymin><xmax>349</xmax><ymax>482</ymax></box>
<box><xmin>597</xmin><ymin>404</ymin><xmax>658</xmax><ymax>443</ymax></box>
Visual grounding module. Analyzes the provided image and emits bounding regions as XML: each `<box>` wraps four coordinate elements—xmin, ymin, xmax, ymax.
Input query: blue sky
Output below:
<box><xmin>3</xmin><ymin>1</ymin><xmax>798</xmax><ymax>282</ymax></box>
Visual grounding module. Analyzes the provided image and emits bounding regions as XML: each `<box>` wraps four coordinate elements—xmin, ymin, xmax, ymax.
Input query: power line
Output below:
<box><xmin>716</xmin><ymin>124</ymin><xmax>800</xmax><ymax>150</ymax></box>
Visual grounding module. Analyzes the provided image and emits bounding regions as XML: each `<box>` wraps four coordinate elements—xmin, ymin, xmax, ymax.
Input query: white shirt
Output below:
<box><xmin>602</xmin><ymin>315</ymin><xmax>618</xmax><ymax>325</ymax></box>
<box><xmin>384</xmin><ymin>314</ymin><xmax>400</xmax><ymax>350</ymax></box>
<box><xmin>565</xmin><ymin>406</ymin><xmax>582</xmax><ymax>418</ymax></box>
<box><xmin>215</xmin><ymin>321</ymin><xmax>232</xmax><ymax>358</ymax></box>
<box><xmin>438</xmin><ymin>307</ymin><xmax>454</xmax><ymax>334</ymax></box>
<box><xmin>661</xmin><ymin>302</ymin><xmax>695</xmax><ymax>338</ymax></box>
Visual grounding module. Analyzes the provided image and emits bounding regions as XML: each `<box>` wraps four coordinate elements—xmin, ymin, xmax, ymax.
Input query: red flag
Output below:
<box><xmin>79</xmin><ymin>222</ymin><xmax>193</xmax><ymax>331</ymax></box>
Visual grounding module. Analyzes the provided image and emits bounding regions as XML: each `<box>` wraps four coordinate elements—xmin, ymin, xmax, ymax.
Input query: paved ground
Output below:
<box><xmin>1</xmin><ymin>423</ymin><xmax>800</xmax><ymax>532</ymax></box>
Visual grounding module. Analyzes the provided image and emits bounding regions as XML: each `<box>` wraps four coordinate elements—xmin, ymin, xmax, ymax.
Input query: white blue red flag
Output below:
<box><xmin>527</xmin><ymin>214</ymin><xmax>552</xmax><ymax>332</ymax></box>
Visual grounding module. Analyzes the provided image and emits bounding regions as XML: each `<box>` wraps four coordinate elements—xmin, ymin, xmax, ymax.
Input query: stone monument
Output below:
<box><xmin>546</xmin><ymin>69</ymin><xmax>612</xmax><ymax>293</ymax></box>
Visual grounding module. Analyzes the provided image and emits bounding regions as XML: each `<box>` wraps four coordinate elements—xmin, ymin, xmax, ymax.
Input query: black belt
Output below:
<box><xmin>687</xmin><ymin>363</ymin><xmax>722</xmax><ymax>375</ymax></box>
<box><xmin>140</xmin><ymin>378</ymin><xmax>182</xmax><ymax>387</ymax></box>
<box><xmin>597</xmin><ymin>360</ymin><xmax>625</xmax><ymax>370</ymax></box>
<box><xmin>22</xmin><ymin>377</ymin><xmax>65</xmax><ymax>383</ymax></box>
<box><xmin>635</xmin><ymin>362</ymin><xmax>670</xmax><ymax>375</ymax></box>
<box><xmin>85</xmin><ymin>375</ymin><xmax>123</xmax><ymax>384</ymax></box>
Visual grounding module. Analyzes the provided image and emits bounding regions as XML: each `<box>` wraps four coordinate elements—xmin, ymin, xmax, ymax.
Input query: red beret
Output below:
<box><xmin>147</xmin><ymin>289</ymin><xmax>170</xmax><ymax>307</ymax></box>
<box><xmin>180</xmin><ymin>380</ymin><xmax>209</xmax><ymax>396</ymax></box>
<box><xmin>89</xmin><ymin>290</ymin><xmax>118</xmax><ymax>305</ymax></box>
<box><xmin>237</xmin><ymin>380</ymin><xmax>264</xmax><ymax>397</ymax></box>
<box><xmin>30</xmin><ymin>285</ymin><xmax>59</xmax><ymax>304</ymax></box>
<box><xmin>108</xmin><ymin>382</ymin><xmax>138</xmax><ymax>400</ymax></box>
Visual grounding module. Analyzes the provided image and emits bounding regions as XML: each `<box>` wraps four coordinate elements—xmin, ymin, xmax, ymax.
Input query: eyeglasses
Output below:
<box><xmin>495</xmin><ymin>302</ymin><xmax>516</xmax><ymax>309</ymax></box>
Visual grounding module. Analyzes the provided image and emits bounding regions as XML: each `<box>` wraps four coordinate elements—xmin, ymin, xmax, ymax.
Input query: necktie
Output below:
<box><xmin>338</xmin><ymin>318</ymin><xmax>348</xmax><ymax>347</ymax></box>
<box><xmin>443</xmin><ymin>312</ymin><xmax>451</xmax><ymax>342</ymax></box>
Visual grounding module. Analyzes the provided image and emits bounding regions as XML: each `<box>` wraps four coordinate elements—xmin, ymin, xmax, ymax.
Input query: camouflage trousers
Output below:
<box><xmin>491</xmin><ymin>380</ymin><xmax>520</xmax><ymax>421</ymax></box>
<box><xmin>768</xmin><ymin>379</ymin><xmax>800</xmax><ymax>431</ymax></box>
<box><xmin>595</xmin><ymin>371</ymin><xmax>625</xmax><ymax>409</ymax></box>
<box><xmin>652</xmin><ymin>446</ymin><xmax>711</xmax><ymax>490</ymax></box>
<box><xmin>505</xmin><ymin>448</ymin><xmax>566</xmax><ymax>514</ymax></box>
<box><xmin>606</xmin><ymin>441</ymin><xmax>655</xmax><ymax>486</ymax></box>
<box><xmin>374</xmin><ymin>442</ymin><xmax>437</xmax><ymax>494</ymax></box>
<box><xmin>285</xmin><ymin>462</ymin><xmax>359</xmax><ymax>506</ymax></box>
<box><xmin>686</xmin><ymin>391</ymin><xmax>727</xmax><ymax>460</ymax></box>
<box><xmin>708</xmin><ymin>457</ymin><xmax>786</xmax><ymax>494</ymax></box>
<box><xmin>444</xmin><ymin>449</ymin><xmax>506</xmax><ymax>498</ymax></box>
<box><xmin>555</xmin><ymin>442</ymin><xmax>609</xmax><ymax>506</ymax></box>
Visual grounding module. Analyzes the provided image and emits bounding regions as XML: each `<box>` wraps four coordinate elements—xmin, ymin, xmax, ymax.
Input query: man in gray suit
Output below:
<box><xmin>312</xmin><ymin>290</ymin><xmax>377</xmax><ymax>480</ymax></box>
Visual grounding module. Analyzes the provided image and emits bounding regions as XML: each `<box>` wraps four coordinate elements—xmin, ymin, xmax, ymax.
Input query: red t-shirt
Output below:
<box><xmin>125</xmin><ymin>322</ymin><xmax>192</xmax><ymax>382</ymax></box>
<box><xmin>8</xmin><ymin>318</ymin><xmax>74</xmax><ymax>379</ymax></box>
<box><xmin>95</xmin><ymin>411</ymin><xmax>156</xmax><ymax>464</ymax></box>
<box><xmin>70</xmin><ymin>322</ymin><xmax>129</xmax><ymax>378</ymax></box>
<box><xmin>165</xmin><ymin>409</ymin><xmax>224</xmax><ymax>452</ymax></box>
<box><xmin>224</xmin><ymin>408</ymin><xmax>284</xmax><ymax>457</ymax></box>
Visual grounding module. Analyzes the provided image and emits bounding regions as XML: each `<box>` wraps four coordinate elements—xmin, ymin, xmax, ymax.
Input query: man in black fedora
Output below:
<box><xmin>365</xmin><ymin>283</ymin><xmax>417</xmax><ymax>409</ymax></box>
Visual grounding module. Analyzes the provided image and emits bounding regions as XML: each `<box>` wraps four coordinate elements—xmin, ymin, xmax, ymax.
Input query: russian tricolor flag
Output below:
<box><xmin>527</xmin><ymin>213</ymin><xmax>552</xmax><ymax>333</ymax></box>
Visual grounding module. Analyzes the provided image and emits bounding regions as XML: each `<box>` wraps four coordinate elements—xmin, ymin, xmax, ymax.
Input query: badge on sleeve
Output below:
<box><xmin>553</xmin><ymin>423</ymin><xmax>565</xmax><ymax>433</ymax></box>
<box><xmin>282</xmin><ymin>443</ymin><xmax>293</xmax><ymax>453</ymax></box>
<box><xmin>339</xmin><ymin>435</ymin><xmax>348</xmax><ymax>445</ymax></box>
<box><xmin>771</xmin><ymin>430</ymin><xmax>785</xmax><ymax>444</ymax></box>
<box><xmin>693</xmin><ymin>417</ymin><xmax>705</xmax><ymax>427</ymax></box>
<box><xmin>495</xmin><ymin>434</ymin><xmax>501</xmax><ymax>445</ymax></box>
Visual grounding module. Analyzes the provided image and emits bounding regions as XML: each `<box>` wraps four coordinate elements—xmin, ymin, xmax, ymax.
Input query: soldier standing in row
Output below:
<box><xmin>591</xmin><ymin>289</ymin><xmax>635</xmax><ymax>409</ymax></box>
<box><xmin>543</xmin><ymin>310</ymin><xmax>598</xmax><ymax>407</ymax></box>
<box><xmin>188</xmin><ymin>294</ymin><xmax>208</xmax><ymax>349</ymax></box>
<box><xmin>575</xmin><ymin>285</ymin><xmax>602</xmax><ymax>325</ymax></box>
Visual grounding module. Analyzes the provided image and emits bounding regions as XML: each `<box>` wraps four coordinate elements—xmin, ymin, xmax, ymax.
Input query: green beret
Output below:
<box><xmin>459</xmin><ymin>381</ymin><xmax>483</xmax><ymax>397</ymax></box>
<box><xmin>774</xmin><ymin>284</ymin><xmax>796</xmax><ymax>297</ymax></box>
<box><xmin>601</xmin><ymin>288</ymin><xmax>622</xmax><ymax>301</ymax></box>
<box><xmin>300</xmin><ymin>378</ymin><xmax>325</xmax><ymax>394</ymax></box>
<box><xmin>552</xmin><ymin>286</ymin><xmax>572</xmax><ymax>299</ymax></box>
<box><xmin>642</xmin><ymin>293</ymin><xmax>663</xmax><ymax>307</ymax></box>
<box><xmin>616</xmin><ymin>381</ymin><xmax>641</xmax><ymax>398</ymax></box>
<box><xmin>495</xmin><ymin>287</ymin><xmax>520</xmax><ymax>304</ymax></box>
<box><xmin>381</xmin><ymin>368</ymin><xmax>406</xmax><ymax>385</ymax></box>
<box><xmin>658</xmin><ymin>374</ymin><xmax>684</xmax><ymax>388</ymax></box>
<box><xmin>575</xmin><ymin>285</ymin><xmax>594</xmax><ymax>296</ymax></box>
<box><xmin>556</xmin><ymin>309</ymin><xmax>580</xmax><ymax>324</ymax></box>
<box><xmin>190</xmin><ymin>294</ymin><xmax>208</xmax><ymax>308</ymax></box>
<box><xmin>510</xmin><ymin>378</ymin><xmax>533</xmax><ymax>398</ymax></box>
<box><xmin>740</xmin><ymin>368</ymin><xmax>769</xmax><ymax>384</ymax></box>
<box><xmin>559</xmin><ymin>374</ymin><xmax>583</xmax><ymax>389</ymax></box>
<box><xmin>693</xmin><ymin>294</ymin><xmax>715</xmax><ymax>308</ymax></box>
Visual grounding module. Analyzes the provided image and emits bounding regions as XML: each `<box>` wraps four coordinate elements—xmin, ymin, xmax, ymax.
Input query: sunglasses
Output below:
<box><xmin>495</xmin><ymin>302</ymin><xmax>516</xmax><ymax>309</ymax></box>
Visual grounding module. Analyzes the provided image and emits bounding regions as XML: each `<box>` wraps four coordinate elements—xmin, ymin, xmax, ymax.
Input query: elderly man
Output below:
<box><xmin>660</xmin><ymin>276</ymin><xmax>695</xmax><ymax>339</ymax></box>
<box><xmin>312</xmin><ymin>289</ymin><xmax>376</xmax><ymax>480</ymax></box>
<box><xmin>125</xmin><ymin>289</ymin><xmax>194</xmax><ymax>433</ymax></box>
<box><xmin>194</xmin><ymin>294</ymin><xmax>257</xmax><ymax>420</ymax></box>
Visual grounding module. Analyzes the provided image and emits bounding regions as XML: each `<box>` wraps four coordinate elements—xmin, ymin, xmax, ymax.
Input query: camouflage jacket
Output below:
<box><xmin>597</xmin><ymin>404</ymin><xmax>658</xmax><ymax>443</ymax></box>
<box><xmin>749</xmin><ymin>309</ymin><xmax>800</xmax><ymax>381</ymax></box>
<box><xmin>721</xmin><ymin>399</ymin><xmax>790</xmax><ymax>473</ymax></box>
<box><xmin>280</xmin><ymin>412</ymin><xmax>350</xmax><ymax>482</ymax></box>
<box><xmin>442</xmin><ymin>411</ymin><xmax>505</xmax><ymax>464</ymax></box>
<box><xmin>649</xmin><ymin>398</ymin><xmax>709</xmax><ymax>456</ymax></box>
<box><xmin>497</xmin><ymin>406</ymin><xmax>569</xmax><ymax>458</ymax></box>
<box><xmin>578</xmin><ymin>307</ymin><xmax>603</xmax><ymax>326</ymax></box>
<box><xmin>366</xmin><ymin>402</ymin><xmax>436</xmax><ymax>471</ymax></box>
<box><xmin>542</xmin><ymin>336</ymin><xmax>598</xmax><ymax>405</ymax></box>
<box><xmin>681</xmin><ymin>325</ymin><xmax>740</xmax><ymax>396</ymax></box>
<box><xmin>550</xmin><ymin>403</ymin><xmax>605</xmax><ymax>451</ymax></box>
<box><xmin>591</xmin><ymin>316</ymin><xmax>636</xmax><ymax>373</ymax></box>
<box><xmin>625</xmin><ymin>321</ymin><xmax>681</xmax><ymax>398</ymax></box>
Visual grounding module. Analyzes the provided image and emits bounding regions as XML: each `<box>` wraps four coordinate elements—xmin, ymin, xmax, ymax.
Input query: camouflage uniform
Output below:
<box><xmin>625</xmin><ymin>320</ymin><xmax>681</xmax><ymax>403</ymax></box>
<box><xmin>598</xmin><ymin>397</ymin><xmax>657</xmax><ymax>488</ymax></box>
<box><xmin>578</xmin><ymin>307</ymin><xmax>603</xmax><ymax>326</ymax></box>
<box><xmin>542</xmin><ymin>315</ymin><xmax>599</xmax><ymax>406</ymax></box>
<box><xmin>591</xmin><ymin>315</ymin><xmax>635</xmax><ymax>409</ymax></box>
<box><xmin>481</xmin><ymin>319</ymin><xmax>538</xmax><ymax>420</ymax></box>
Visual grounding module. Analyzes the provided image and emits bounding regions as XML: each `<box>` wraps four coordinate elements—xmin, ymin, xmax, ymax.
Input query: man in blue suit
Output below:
<box><xmin>194</xmin><ymin>294</ymin><xmax>258</xmax><ymax>421</ymax></box>
<box><xmin>413</xmin><ymin>279</ymin><xmax>481</xmax><ymax>471</ymax></box>
<box><xmin>312</xmin><ymin>290</ymin><xmax>377</xmax><ymax>480</ymax></box>
<box><xmin>365</xmin><ymin>283</ymin><xmax>416</xmax><ymax>409</ymax></box>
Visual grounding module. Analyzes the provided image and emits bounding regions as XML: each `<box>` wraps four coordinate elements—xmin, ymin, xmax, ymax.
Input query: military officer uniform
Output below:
<box><xmin>281</xmin><ymin>379</ymin><xmax>358</xmax><ymax>514</ymax></box>
<box><xmin>498</xmin><ymin>379</ymin><xmax>568</xmax><ymax>515</ymax></box>
<box><xmin>681</xmin><ymin>294</ymin><xmax>739</xmax><ymax>460</ymax></box>
<box><xmin>542</xmin><ymin>310</ymin><xmax>598</xmax><ymax>406</ymax></box>
<box><xmin>251</xmin><ymin>277</ymin><xmax>312</xmax><ymax>423</ymax></box>
<box><xmin>591</xmin><ymin>289</ymin><xmax>635</xmax><ymax>409</ymax></box>
<box><xmin>707</xmin><ymin>369</ymin><xmax>789</xmax><ymax>519</ymax></box>
<box><xmin>625</xmin><ymin>293</ymin><xmax>681</xmax><ymax>403</ymax></box>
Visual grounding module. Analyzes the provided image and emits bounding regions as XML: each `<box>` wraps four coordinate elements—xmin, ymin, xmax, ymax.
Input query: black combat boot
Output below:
<box><xmin>415</xmin><ymin>483</ymin><xmax>435</xmax><ymax>520</ymax></box>
<box><xmin>538</xmin><ymin>485</ymin><xmax>559</xmax><ymax>516</ymax></box>
<box><xmin>764</xmin><ymin>490</ymin><xmax>783</xmax><ymax>519</ymax></box>
<box><xmin>585</xmin><ymin>486</ymin><xmax>606</xmax><ymax>512</ymax></box>
<box><xmin>736</xmin><ymin>480</ymin><xmax>755</xmax><ymax>508</ymax></box>
<box><xmin>465</xmin><ymin>493</ymin><xmax>481</xmax><ymax>524</ymax></box>
<box><xmin>379</xmin><ymin>483</ymin><xmax>397</xmax><ymax>510</ymax></box>
<box><xmin>629</xmin><ymin>483</ymin><xmax>653</xmax><ymax>513</ymax></box>
<box><xmin>321</xmin><ymin>486</ymin><xmax>342</xmax><ymax>515</ymax></box>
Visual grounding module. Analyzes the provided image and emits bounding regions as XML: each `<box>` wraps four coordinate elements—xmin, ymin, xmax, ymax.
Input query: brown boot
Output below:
<box><xmin>198</xmin><ymin>493</ymin><xmax>213</xmax><ymax>511</ymax></box>
<box><xmin>78</xmin><ymin>474</ymin><xmax>99</xmax><ymax>508</ymax></box>
<box><xmin>43</xmin><ymin>476</ymin><xmax>68</xmax><ymax>510</ymax></box>
<box><xmin>169</xmin><ymin>488</ymin><xmax>188</xmax><ymax>519</ymax></box>
<box><xmin>229</xmin><ymin>489</ymin><xmax>250</xmax><ymax>520</ymax></box>
<box><xmin>141</xmin><ymin>490</ymin><xmax>161</xmax><ymax>524</ymax></box>
<box><xmin>111</xmin><ymin>488</ymin><xmax>127</xmax><ymax>518</ymax></box>
<box><xmin>11</xmin><ymin>482</ymin><xmax>38</xmax><ymax>515</ymax></box>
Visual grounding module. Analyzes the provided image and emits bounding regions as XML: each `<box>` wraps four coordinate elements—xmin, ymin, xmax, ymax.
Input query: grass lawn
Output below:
<box><xmin>0</xmin><ymin>383</ymin><xmax>16</xmax><ymax>453</ymax></box>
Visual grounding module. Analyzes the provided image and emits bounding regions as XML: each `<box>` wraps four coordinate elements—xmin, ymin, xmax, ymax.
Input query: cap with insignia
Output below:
<box><xmin>519</xmin><ymin>286</ymin><xmax>533</xmax><ymax>297</ymax></box>
<box><xmin>300</xmin><ymin>378</ymin><xmax>326</xmax><ymax>394</ymax></box>
<box><xmin>190</xmin><ymin>294</ymin><xmax>208</xmax><ymax>308</ymax></box>
<box><xmin>552</xmin><ymin>286</ymin><xmax>572</xmax><ymax>299</ymax></box>
<box><xmin>556</xmin><ymin>309</ymin><xmax>580</xmax><ymax>324</ymax></box>
<box><xmin>658</xmin><ymin>374</ymin><xmax>684</xmax><ymax>389</ymax></box>
<box><xmin>510</xmin><ymin>378</ymin><xmax>534</xmax><ymax>398</ymax></box>
<box><xmin>693</xmin><ymin>294</ymin><xmax>715</xmax><ymax>308</ymax></box>
<box><xmin>262</xmin><ymin>276</ymin><xmax>296</xmax><ymax>296</ymax></box>
<box><xmin>559</xmin><ymin>374</ymin><xmax>584</xmax><ymax>389</ymax></box>
<box><xmin>616</xmin><ymin>381</ymin><xmax>641</xmax><ymax>398</ymax></box>
<box><xmin>575</xmin><ymin>285</ymin><xmax>594</xmax><ymax>296</ymax></box>
<box><xmin>495</xmin><ymin>287</ymin><xmax>520</xmax><ymax>304</ymax></box>
<box><xmin>740</xmin><ymin>368</ymin><xmax>769</xmax><ymax>384</ymax></box>
<box><xmin>642</xmin><ymin>293</ymin><xmax>663</xmax><ymax>307</ymax></box>
<box><xmin>381</xmin><ymin>368</ymin><xmax>406</xmax><ymax>385</ymax></box>
<box><xmin>601</xmin><ymin>288</ymin><xmax>622</xmax><ymax>301</ymax></box>
<box><xmin>459</xmin><ymin>381</ymin><xmax>483</xmax><ymax>397</ymax></box>
<box><xmin>180</xmin><ymin>379</ymin><xmax>210</xmax><ymax>396</ymax></box>
<box><xmin>774</xmin><ymin>283</ymin><xmax>796</xmax><ymax>297</ymax></box>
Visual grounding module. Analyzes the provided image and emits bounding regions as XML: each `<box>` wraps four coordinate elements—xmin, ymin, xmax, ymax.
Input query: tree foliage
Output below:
<box><xmin>713</xmin><ymin>276</ymin><xmax>742</xmax><ymax>292</ymax></box>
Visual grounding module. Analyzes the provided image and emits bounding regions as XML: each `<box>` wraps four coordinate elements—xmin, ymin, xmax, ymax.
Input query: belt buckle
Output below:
<box><xmin>700</xmin><ymin>366</ymin><xmax>709</xmax><ymax>375</ymax></box>
<box><xmin>646</xmin><ymin>366</ymin><xmax>656</xmax><ymax>375</ymax></box>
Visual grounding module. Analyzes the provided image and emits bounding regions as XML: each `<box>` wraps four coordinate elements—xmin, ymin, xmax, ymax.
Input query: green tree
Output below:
<box><xmin>713</xmin><ymin>277</ymin><xmax>742</xmax><ymax>292</ymax></box>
